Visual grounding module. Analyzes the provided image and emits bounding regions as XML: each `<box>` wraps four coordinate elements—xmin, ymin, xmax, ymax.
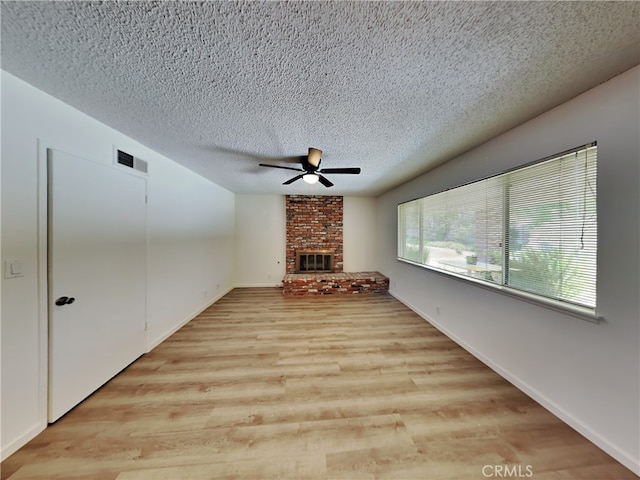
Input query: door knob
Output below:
<box><xmin>55</xmin><ymin>296</ymin><xmax>75</xmax><ymax>306</ymax></box>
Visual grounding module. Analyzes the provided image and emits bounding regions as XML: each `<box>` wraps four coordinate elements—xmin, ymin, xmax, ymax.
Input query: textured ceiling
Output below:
<box><xmin>2</xmin><ymin>1</ymin><xmax>639</xmax><ymax>196</ymax></box>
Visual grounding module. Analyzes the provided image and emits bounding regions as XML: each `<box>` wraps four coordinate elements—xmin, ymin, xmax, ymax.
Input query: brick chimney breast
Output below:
<box><xmin>285</xmin><ymin>195</ymin><xmax>343</xmax><ymax>274</ymax></box>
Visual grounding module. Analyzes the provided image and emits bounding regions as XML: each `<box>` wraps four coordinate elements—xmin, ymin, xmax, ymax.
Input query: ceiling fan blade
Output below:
<box><xmin>318</xmin><ymin>167</ymin><xmax>361</xmax><ymax>174</ymax></box>
<box><xmin>307</xmin><ymin>148</ymin><xmax>322</xmax><ymax>168</ymax></box>
<box><xmin>259</xmin><ymin>163</ymin><xmax>304</xmax><ymax>172</ymax></box>
<box><xmin>281</xmin><ymin>155</ymin><xmax>307</xmax><ymax>163</ymax></box>
<box><xmin>317</xmin><ymin>174</ymin><xmax>334</xmax><ymax>188</ymax></box>
<box><xmin>283</xmin><ymin>174</ymin><xmax>305</xmax><ymax>185</ymax></box>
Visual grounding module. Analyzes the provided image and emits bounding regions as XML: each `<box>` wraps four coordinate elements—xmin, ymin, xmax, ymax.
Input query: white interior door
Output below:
<box><xmin>48</xmin><ymin>149</ymin><xmax>147</xmax><ymax>422</ymax></box>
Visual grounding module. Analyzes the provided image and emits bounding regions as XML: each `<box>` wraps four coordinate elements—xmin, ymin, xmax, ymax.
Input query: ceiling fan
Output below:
<box><xmin>259</xmin><ymin>148</ymin><xmax>361</xmax><ymax>187</ymax></box>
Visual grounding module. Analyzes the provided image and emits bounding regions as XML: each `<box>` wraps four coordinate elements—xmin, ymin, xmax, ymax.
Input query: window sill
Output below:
<box><xmin>397</xmin><ymin>257</ymin><xmax>602</xmax><ymax>324</ymax></box>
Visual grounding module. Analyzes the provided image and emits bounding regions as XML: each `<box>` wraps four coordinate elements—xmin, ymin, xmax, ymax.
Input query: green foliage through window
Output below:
<box><xmin>397</xmin><ymin>144</ymin><xmax>597</xmax><ymax>310</ymax></box>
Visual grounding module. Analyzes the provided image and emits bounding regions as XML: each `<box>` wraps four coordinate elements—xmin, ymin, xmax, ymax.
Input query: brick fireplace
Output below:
<box><xmin>285</xmin><ymin>195</ymin><xmax>343</xmax><ymax>273</ymax></box>
<box><xmin>283</xmin><ymin>195</ymin><xmax>389</xmax><ymax>296</ymax></box>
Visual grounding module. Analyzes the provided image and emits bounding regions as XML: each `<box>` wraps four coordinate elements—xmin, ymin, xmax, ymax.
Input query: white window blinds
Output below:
<box><xmin>506</xmin><ymin>146</ymin><xmax>597</xmax><ymax>308</ymax></box>
<box><xmin>398</xmin><ymin>143</ymin><xmax>597</xmax><ymax>313</ymax></box>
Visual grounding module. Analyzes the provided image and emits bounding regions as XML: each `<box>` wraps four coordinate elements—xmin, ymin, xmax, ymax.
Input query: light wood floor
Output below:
<box><xmin>2</xmin><ymin>288</ymin><xmax>635</xmax><ymax>480</ymax></box>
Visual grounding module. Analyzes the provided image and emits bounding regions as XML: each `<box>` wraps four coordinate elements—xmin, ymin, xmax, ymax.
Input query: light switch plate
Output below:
<box><xmin>4</xmin><ymin>260</ymin><xmax>24</xmax><ymax>279</ymax></box>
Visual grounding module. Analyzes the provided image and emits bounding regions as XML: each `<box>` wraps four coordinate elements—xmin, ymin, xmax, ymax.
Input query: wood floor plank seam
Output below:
<box><xmin>1</xmin><ymin>288</ymin><xmax>635</xmax><ymax>479</ymax></box>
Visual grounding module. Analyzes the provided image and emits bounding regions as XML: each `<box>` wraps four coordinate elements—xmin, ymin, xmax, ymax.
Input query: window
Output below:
<box><xmin>398</xmin><ymin>144</ymin><xmax>598</xmax><ymax>317</ymax></box>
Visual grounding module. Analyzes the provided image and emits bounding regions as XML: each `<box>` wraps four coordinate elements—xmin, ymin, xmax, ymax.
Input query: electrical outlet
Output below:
<box><xmin>436</xmin><ymin>306</ymin><xmax>441</xmax><ymax>315</ymax></box>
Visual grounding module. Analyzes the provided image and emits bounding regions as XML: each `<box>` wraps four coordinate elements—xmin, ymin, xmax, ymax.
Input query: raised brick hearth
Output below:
<box><xmin>282</xmin><ymin>272</ymin><xmax>390</xmax><ymax>295</ymax></box>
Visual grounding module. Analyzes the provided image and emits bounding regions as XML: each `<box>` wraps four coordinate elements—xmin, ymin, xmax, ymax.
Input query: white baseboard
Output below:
<box><xmin>389</xmin><ymin>289</ymin><xmax>640</xmax><ymax>477</ymax></box>
<box><xmin>1</xmin><ymin>421</ymin><xmax>46</xmax><ymax>462</ymax></box>
<box><xmin>146</xmin><ymin>286</ymin><xmax>234</xmax><ymax>352</ymax></box>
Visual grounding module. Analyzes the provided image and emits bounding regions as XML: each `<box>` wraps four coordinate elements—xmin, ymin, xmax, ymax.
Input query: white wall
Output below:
<box><xmin>343</xmin><ymin>196</ymin><xmax>378</xmax><ymax>272</ymax></box>
<box><xmin>233</xmin><ymin>195</ymin><xmax>379</xmax><ymax>287</ymax></box>
<box><xmin>146</xmin><ymin>158</ymin><xmax>235</xmax><ymax>349</ymax></box>
<box><xmin>0</xmin><ymin>71</ymin><xmax>236</xmax><ymax>459</ymax></box>
<box><xmin>234</xmin><ymin>195</ymin><xmax>286</xmax><ymax>287</ymax></box>
<box><xmin>377</xmin><ymin>66</ymin><xmax>640</xmax><ymax>474</ymax></box>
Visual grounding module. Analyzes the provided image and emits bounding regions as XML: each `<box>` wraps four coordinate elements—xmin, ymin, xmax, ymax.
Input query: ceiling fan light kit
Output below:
<box><xmin>259</xmin><ymin>148</ymin><xmax>361</xmax><ymax>188</ymax></box>
<box><xmin>303</xmin><ymin>173</ymin><xmax>319</xmax><ymax>184</ymax></box>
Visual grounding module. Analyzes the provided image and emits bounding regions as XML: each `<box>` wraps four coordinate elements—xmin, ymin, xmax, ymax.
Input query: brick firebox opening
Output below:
<box><xmin>296</xmin><ymin>250</ymin><xmax>334</xmax><ymax>273</ymax></box>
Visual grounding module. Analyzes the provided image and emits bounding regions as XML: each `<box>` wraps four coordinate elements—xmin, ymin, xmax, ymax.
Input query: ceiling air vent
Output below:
<box><xmin>116</xmin><ymin>149</ymin><xmax>148</xmax><ymax>174</ymax></box>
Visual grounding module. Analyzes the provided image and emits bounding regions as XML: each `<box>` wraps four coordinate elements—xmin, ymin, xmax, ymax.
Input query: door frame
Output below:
<box><xmin>36</xmin><ymin>139</ymin><xmax>51</xmax><ymax>427</ymax></box>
